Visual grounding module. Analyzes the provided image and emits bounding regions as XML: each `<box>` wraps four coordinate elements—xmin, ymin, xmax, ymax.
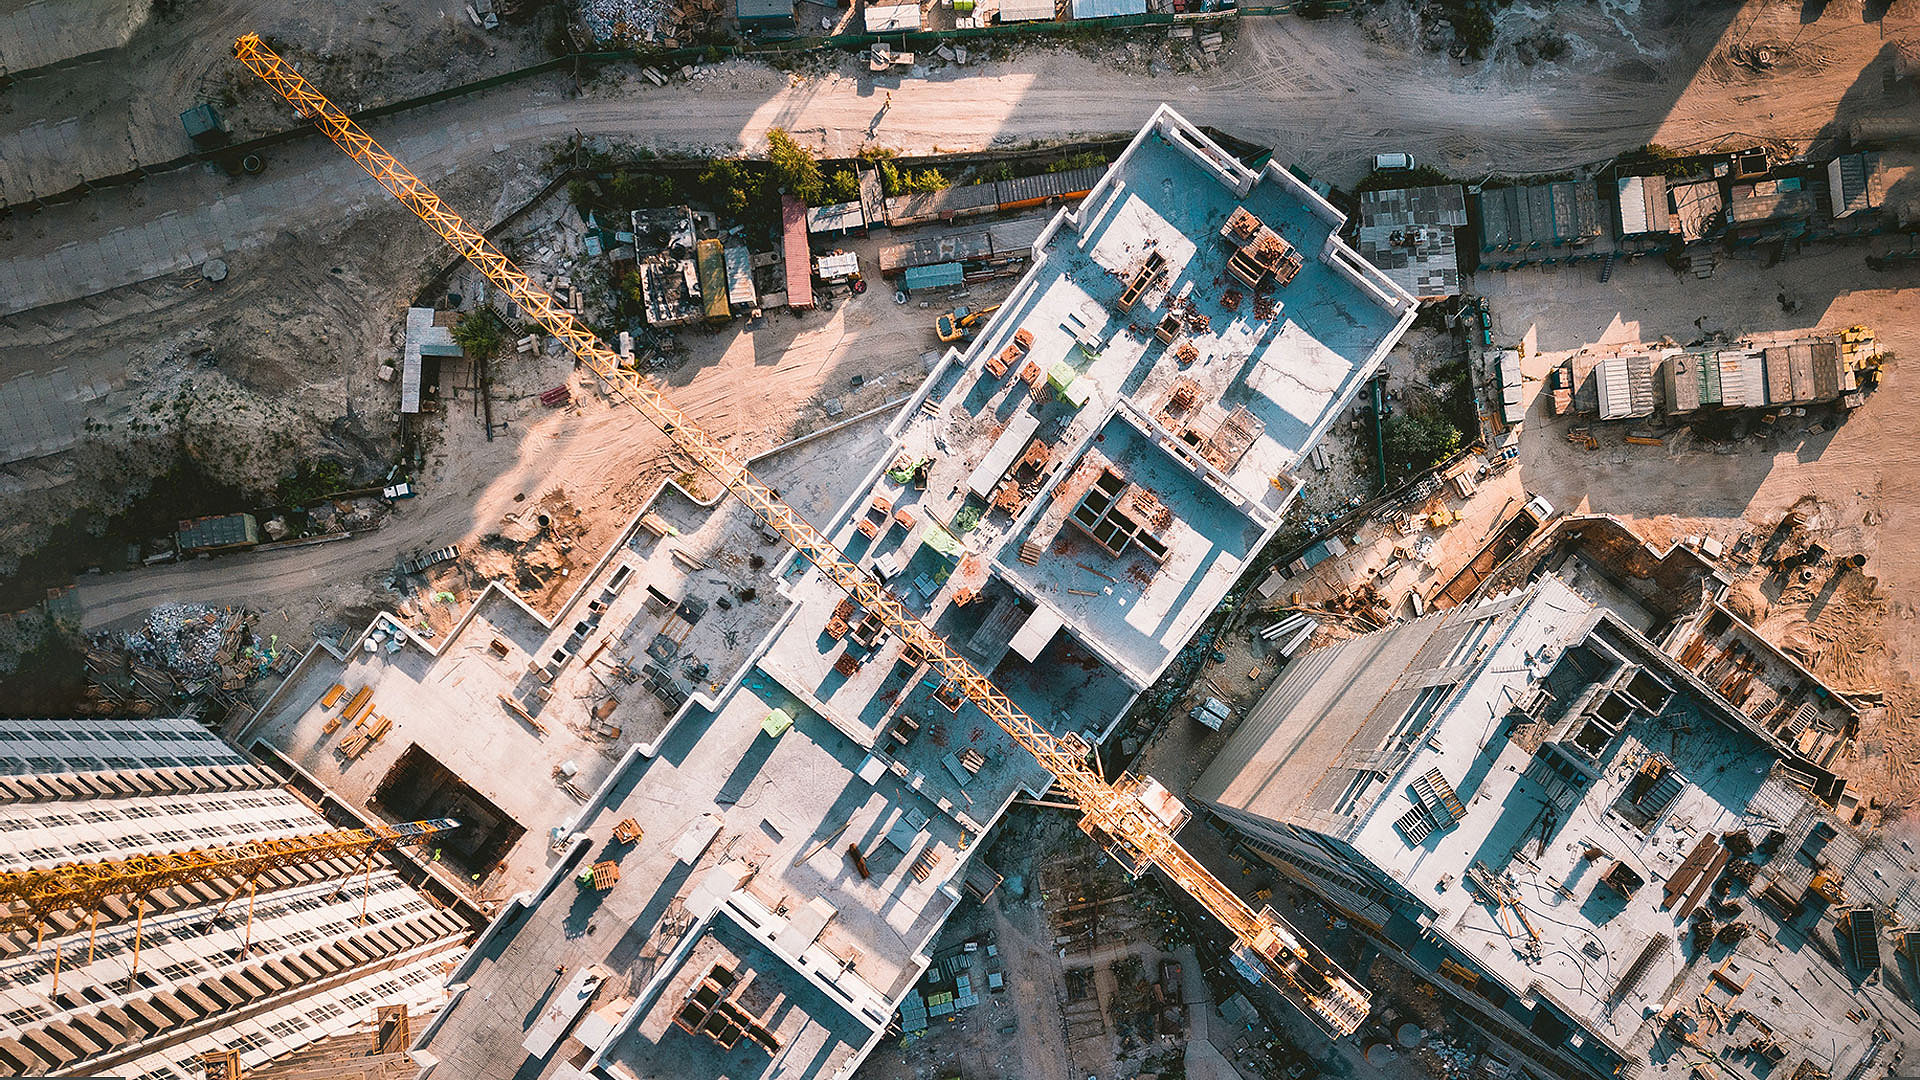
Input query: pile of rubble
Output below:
<box><xmin>579</xmin><ymin>0</ymin><xmax>721</xmax><ymax>44</ymax></box>
<box><xmin>121</xmin><ymin>604</ymin><xmax>242</xmax><ymax>680</ymax></box>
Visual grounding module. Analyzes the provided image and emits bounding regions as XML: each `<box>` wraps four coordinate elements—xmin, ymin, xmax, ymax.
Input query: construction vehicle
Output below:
<box><xmin>233</xmin><ymin>34</ymin><xmax>1370</xmax><ymax>1039</ymax></box>
<box><xmin>936</xmin><ymin>303</ymin><xmax>1000</xmax><ymax>343</ymax></box>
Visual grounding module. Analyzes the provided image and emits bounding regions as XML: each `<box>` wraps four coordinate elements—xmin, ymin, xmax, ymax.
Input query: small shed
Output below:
<box><xmin>815</xmin><ymin>251</ymin><xmax>860</xmax><ymax>281</ymax></box>
<box><xmin>179</xmin><ymin>104</ymin><xmax>230</xmax><ymax>151</ymax></box>
<box><xmin>178</xmin><ymin>514</ymin><xmax>261</xmax><ymax>554</ymax></box>
<box><xmin>997</xmin><ymin>0</ymin><xmax>1056</xmax><ymax>19</ymax></box>
<box><xmin>403</xmin><ymin>307</ymin><xmax>464</xmax><ymax>415</ymax></box>
<box><xmin>806</xmin><ymin>201</ymin><xmax>866</xmax><ymax>236</ymax></box>
<box><xmin>865</xmin><ymin>4</ymin><xmax>922</xmax><ymax>31</ymax></box>
<box><xmin>902</xmin><ymin>261</ymin><xmax>965</xmax><ymax>291</ymax></box>
<box><xmin>1070</xmin><ymin>0</ymin><xmax>1144</xmax><ymax>16</ymax></box>
<box><xmin>722</xmin><ymin>244</ymin><xmax>758</xmax><ymax>310</ymax></box>
<box><xmin>736</xmin><ymin>0</ymin><xmax>796</xmax><ymax>28</ymax></box>
<box><xmin>780</xmin><ymin>196</ymin><xmax>815</xmax><ymax>310</ymax></box>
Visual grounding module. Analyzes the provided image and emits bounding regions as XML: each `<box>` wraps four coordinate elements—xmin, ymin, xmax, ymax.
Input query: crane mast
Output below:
<box><xmin>232</xmin><ymin>33</ymin><xmax>1367</xmax><ymax>1037</ymax></box>
<box><xmin>0</xmin><ymin>818</ymin><xmax>459</xmax><ymax>935</ymax></box>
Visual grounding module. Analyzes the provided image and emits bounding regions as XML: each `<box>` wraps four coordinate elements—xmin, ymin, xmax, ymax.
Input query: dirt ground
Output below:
<box><xmin>60</xmin><ymin>185</ymin><xmax>1015</xmax><ymax>654</ymax></box>
<box><xmin>5</xmin><ymin>0</ymin><xmax>1913</xmax><ymax>607</ymax></box>
<box><xmin>1146</xmin><ymin>242</ymin><xmax>1920</xmax><ymax>828</ymax></box>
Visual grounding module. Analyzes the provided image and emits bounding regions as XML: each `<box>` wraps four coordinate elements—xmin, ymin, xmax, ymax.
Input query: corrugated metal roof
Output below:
<box><xmin>1070</xmin><ymin>0</ymin><xmax>1144</xmax><ymax>17</ymax></box>
<box><xmin>1763</xmin><ymin>347</ymin><xmax>1793</xmax><ymax>406</ymax></box>
<box><xmin>903</xmin><ymin>261</ymin><xmax>965</xmax><ymax>289</ymax></box>
<box><xmin>178</xmin><ymin>514</ymin><xmax>258</xmax><ymax>551</ymax></box>
<box><xmin>864</xmin><ymin>4</ymin><xmax>921</xmax><ymax>31</ymax></box>
<box><xmin>695</xmin><ymin>238</ymin><xmax>730</xmax><ymax>320</ymax></box>
<box><xmin>781</xmin><ymin>196</ymin><xmax>813</xmax><ymax>309</ymax></box>
<box><xmin>1811</xmin><ymin>341</ymin><xmax>1841</xmax><ymax>400</ymax></box>
<box><xmin>1617</xmin><ymin>177</ymin><xmax>1649</xmax><ymax>236</ymax></box>
<box><xmin>998</xmin><ymin>0</ymin><xmax>1055</xmax><ymax>18</ymax></box>
<box><xmin>1717</xmin><ymin>350</ymin><xmax>1765</xmax><ymax>408</ymax></box>
<box><xmin>736</xmin><ymin>0</ymin><xmax>793</xmax><ymax>19</ymax></box>
<box><xmin>997</xmin><ymin>165</ymin><xmax>1107</xmax><ymax>206</ymax></box>
<box><xmin>1597</xmin><ymin>356</ymin><xmax>1635</xmax><ymax>419</ymax></box>
<box><xmin>1360</xmin><ymin>185</ymin><xmax>1468</xmax><ymax>229</ymax></box>
<box><xmin>1665</xmin><ymin>355</ymin><xmax>1701</xmax><ymax>414</ymax></box>
<box><xmin>723</xmin><ymin>244</ymin><xmax>757</xmax><ymax>308</ymax></box>
<box><xmin>806</xmin><ymin>201</ymin><xmax>865</xmax><ymax>234</ymax></box>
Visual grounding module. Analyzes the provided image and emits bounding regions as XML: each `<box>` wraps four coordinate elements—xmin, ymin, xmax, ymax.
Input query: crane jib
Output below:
<box><xmin>229</xmin><ymin>31</ymin><xmax>1368</xmax><ymax>1038</ymax></box>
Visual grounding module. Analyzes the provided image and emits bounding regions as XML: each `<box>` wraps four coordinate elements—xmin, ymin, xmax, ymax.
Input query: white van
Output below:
<box><xmin>1373</xmin><ymin>153</ymin><xmax>1415</xmax><ymax>172</ymax></box>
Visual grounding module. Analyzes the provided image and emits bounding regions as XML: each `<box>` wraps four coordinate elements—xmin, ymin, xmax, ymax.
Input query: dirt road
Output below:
<box><xmin>6</xmin><ymin>4</ymin><xmax>1914</xmax><ymax>315</ymax></box>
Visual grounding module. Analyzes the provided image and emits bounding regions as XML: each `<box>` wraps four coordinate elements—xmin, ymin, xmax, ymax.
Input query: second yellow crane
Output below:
<box><xmin>232</xmin><ymin>34</ymin><xmax>1369</xmax><ymax>1037</ymax></box>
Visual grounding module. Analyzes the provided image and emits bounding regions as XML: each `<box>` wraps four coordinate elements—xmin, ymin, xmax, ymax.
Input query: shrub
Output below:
<box><xmin>698</xmin><ymin>158</ymin><xmax>768</xmax><ymax>220</ymax></box>
<box><xmin>903</xmin><ymin>168</ymin><xmax>949</xmax><ymax>194</ymax></box>
<box><xmin>766</xmin><ymin>127</ymin><xmax>824</xmax><ymax>203</ymax></box>
<box><xmin>451</xmin><ymin>310</ymin><xmax>507</xmax><ymax>362</ymax></box>
<box><xmin>824</xmin><ymin>168</ymin><xmax>861</xmax><ymax>203</ymax></box>
<box><xmin>1382</xmin><ymin>408</ymin><xmax>1462</xmax><ymax>474</ymax></box>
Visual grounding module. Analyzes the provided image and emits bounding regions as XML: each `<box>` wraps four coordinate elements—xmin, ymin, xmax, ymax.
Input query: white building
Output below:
<box><xmin>0</xmin><ymin>717</ymin><xmax>471</xmax><ymax>1080</ymax></box>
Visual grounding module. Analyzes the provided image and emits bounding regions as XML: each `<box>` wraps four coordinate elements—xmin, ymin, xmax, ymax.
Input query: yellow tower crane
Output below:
<box><xmin>1</xmin><ymin>818</ymin><xmax>459</xmax><ymax>986</ymax></box>
<box><xmin>231</xmin><ymin>33</ymin><xmax>1369</xmax><ymax>1037</ymax></box>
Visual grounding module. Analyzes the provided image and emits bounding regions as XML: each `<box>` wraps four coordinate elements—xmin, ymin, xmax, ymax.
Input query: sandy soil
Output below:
<box><xmin>0</xmin><ymin>1</ymin><xmax>554</xmax><ymax>202</ymax></box>
<box><xmin>65</xmin><ymin>193</ymin><xmax>1012</xmax><ymax>649</ymax></box>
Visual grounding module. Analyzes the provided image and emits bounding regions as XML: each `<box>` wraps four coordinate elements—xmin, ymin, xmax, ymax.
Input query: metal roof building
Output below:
<box><xmin>1069</xmin><ymin>0</ymin><xmax>1145</xmax><ymax>17</ymax></box>
<box><xmin>1615</xmin><ymin>174</ymin><xmax>1671</xmax><ymax>237</ymax></box>
<box><xmin>780</xmin><ymin>196</ymin><xmax>814</xmax><ymax>310</ymax></box>
<box><xmin>1195</xmin><ymin>576</ymin><xmax>1920</xmax><ymax>1080</ymax></box>
<box><xmin>902</xmin><ymin>261</ymin><xmax>964</xmax><ymax>290</ymax></box>
<box><xmin>735</xmin><ymin>0</ymin><xmax>796</xmax><ymax>27</ymax></box>
<box><xmin>1475</xmin><ymin>180</ymin><xmax>1604</xmax><ymax>252</ymax></box>
<box><xmin>1355</xmin><ymin>184</ymin><xmax>1468</xmax><ymax>299</ymax></box>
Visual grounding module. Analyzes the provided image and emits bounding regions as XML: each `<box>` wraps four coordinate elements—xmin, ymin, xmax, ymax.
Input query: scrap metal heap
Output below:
<box><xmin>231</xmin><ymin>32</ymin><xmax>1370</xmax><ymax>1037</ymax></box>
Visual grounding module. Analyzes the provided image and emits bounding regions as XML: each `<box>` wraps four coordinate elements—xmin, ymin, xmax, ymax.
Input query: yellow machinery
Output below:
<box><xmin>1</xmin><ymin>818</ymin><xmax>457</xmax><ymax>947</ymax></box>
<box><xmin>936</xmin><ymin>303</ymin><xmax>1000</xmax><ymax>343</ymax></box>
<box><xmin>232</xmin><ymin>34</ymin><xmax>1369</xmax><ymax>1038</ymax></box>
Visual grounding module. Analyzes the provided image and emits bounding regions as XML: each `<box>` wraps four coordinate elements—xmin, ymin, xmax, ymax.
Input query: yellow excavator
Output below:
<box><xmin>936</xmin><ymin>303</ymin><xmax>1000</xmax><ymax>343</ymax></box>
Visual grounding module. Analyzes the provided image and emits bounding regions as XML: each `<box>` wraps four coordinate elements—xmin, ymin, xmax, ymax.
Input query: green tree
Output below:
<box><xmin>452</xmin><ymin>311</ymin><xmax>506</xmax><ymax>361</ymax></box>
<box><xmin>766</xmin><ymin>127</ymin><xmax>824</xmax><ymax>203</ymax></box>
<box><xmin>1382</xmin><ymin>409</ymin><xmax>1462</xmax><ymax>475</ymax></box>
<box><xmin>697</xmin><ymin>158</ymin><xmax>765</xmax><ymax>220</ymax></box>
<box><xmin>824</xmin><ymin>168</ymin><xmax>861</xmax><ymax>203</ymax></box>
<box><xmin>904</xmin><ymin>168</ymin><xmax>949</xmax><ymax>194</ymax></box>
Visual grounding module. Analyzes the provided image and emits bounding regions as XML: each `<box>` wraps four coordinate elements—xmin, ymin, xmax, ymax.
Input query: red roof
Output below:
<box><xmin>781</xmin><ymin>196</ymin><xmax>814</xmax><ymax>310</ymax></box>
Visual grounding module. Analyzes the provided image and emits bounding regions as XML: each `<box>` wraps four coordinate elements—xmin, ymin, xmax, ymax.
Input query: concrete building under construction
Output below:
<box><xmin>0</xmin><ymin>716</ymin><xmax>472</xmax><ymax>1080</ymax></box>
<box><xmin>1195</xmin><ymin>577</ymin><xmax>1918</xmax><ymax>1080</ymax></box>
<box><xmin>246</xmin><ymin>104</ymin><xmax>1418</xmax><ymax>1080</ymax></box>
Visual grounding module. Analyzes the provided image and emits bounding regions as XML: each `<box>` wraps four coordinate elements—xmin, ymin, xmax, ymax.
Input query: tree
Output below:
<box><xmin>824</xmin><ymin>168</ymin><xmax>861</xmax><ymax>204</ymax></box>
<box><xmin>766</xmin><ymin>127</ymin><xmax>824</xmax><ymax>203</ymax></box>
<box><xmin>452</xmin><ymin>310</ymin><xmax>506</xmax><ymax>362</ymax></box>
<box><xmin>697</xmin><ymin>158</ymin><xmax>765</xmax><ymax>220</ymax></box>
<box><xmin>904</xmin><ymin>168</ymin><xmax>949</xmax><ymax>194</ymax></box>
<box><xmin>1382</xmin><ymin>408</ymin><xmax>1461</xmax><ymax>475</ymax></box>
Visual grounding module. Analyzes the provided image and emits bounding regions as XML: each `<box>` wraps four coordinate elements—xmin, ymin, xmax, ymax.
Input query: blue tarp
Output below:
<box><xmin>903</xmin><ymin>261</ymin><xmax>965</xmax><ymax>290</ymax></box>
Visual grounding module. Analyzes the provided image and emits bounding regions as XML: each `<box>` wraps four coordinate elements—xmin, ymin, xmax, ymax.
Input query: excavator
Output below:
<box><xmin>935</xmin><ymin>303</ymin><xmax>1000</xmax><ymax>343</ymax></box>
